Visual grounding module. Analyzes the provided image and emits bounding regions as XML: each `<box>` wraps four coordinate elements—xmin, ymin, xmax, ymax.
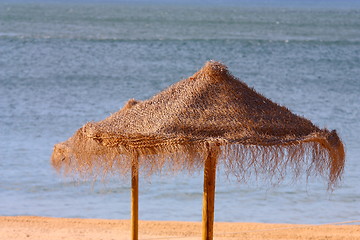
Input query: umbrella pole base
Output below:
<box><xmin>202</xmin><ymin>146</ymin><xmax>219</xmax><ymax>240</ymax></box>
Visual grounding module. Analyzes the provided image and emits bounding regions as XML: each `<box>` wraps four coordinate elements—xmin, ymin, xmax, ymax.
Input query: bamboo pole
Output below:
<box><xmin>131</xmin><ymin>152</ymin><xmax>139</xmax><ymax>240</ymax></box>
<box><xmin>202</xmin><ymin>145</ymin><xmax>219</xmax><ymax>240</ymax></box>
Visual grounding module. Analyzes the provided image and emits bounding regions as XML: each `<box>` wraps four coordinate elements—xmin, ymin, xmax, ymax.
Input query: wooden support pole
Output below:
<box><xmin>131</xmin><ymin>152</ymin><xmax>139</xmax><ymax>240</ymax></box>
<box><xmin>202</xmin><ymin>145</ymin><xmax>219</xmax><ymax>240</ymax></box>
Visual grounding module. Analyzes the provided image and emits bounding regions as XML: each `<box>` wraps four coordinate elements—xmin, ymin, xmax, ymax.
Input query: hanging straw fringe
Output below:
<box><xmin>51</xmin><ymin>127</ymin><xmax>344</xmax><ymax>189</ymax></box>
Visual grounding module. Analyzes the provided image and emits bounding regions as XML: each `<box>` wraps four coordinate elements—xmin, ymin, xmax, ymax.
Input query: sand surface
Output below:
<box><xmin>0</xmin><ymin>216</ymin><xmax>359</xmax><ymax>240</ymax></box>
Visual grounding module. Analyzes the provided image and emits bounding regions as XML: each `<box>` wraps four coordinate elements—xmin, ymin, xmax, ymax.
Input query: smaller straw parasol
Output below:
<box><xmin>52</xmin><ymin>61</ymin><xmax>345</xmax><ymax>240</ymax></box>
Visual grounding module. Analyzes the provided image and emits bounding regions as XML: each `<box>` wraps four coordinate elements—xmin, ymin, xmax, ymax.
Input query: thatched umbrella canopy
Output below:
<box><xmin>52</xmin><ymin>61</ymin><xmax>345</xmax><ymax>240</ymax></box>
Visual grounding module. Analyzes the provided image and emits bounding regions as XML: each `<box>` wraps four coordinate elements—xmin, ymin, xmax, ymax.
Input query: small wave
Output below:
<box><xmin>1</xmin><ymin>33</ymin><xmax>360</xmax><ymax>45</ymax></box>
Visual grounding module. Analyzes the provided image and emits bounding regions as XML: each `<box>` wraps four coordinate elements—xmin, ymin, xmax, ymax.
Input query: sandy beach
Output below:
<box><xmin>1</xmin><ymin>216</ymin><xmax>359</xmax><ymax>240</ymax></box>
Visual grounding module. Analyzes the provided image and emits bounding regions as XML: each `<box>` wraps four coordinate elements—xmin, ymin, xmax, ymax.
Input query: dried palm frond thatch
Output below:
<box><xmin>52</xmin><ymin>61</ymin><xmax>344</xmax><ymax>187</ymax></box>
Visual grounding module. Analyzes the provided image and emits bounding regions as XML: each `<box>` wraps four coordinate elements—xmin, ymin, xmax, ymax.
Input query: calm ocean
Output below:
<box><xmin>0</xmin><ymin>0</ymin><xmax>359</xmax><ymax>224</ymax></box>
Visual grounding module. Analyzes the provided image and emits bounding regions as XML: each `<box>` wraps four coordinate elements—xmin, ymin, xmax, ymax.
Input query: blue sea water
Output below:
<box><xmin>0</xmin><ymin>0</ymin><xmax>359</xmax><ymax>224</ymax></box>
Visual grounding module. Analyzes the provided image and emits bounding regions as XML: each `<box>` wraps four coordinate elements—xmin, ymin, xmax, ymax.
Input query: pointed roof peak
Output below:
<box><xmin>193</xmin><ymin>61</ymin><xmax>230</xmax><ymax>83</ymax></box>
<box><xmin>203</xmin><ymin>60</ymin><xmax>228</xmax><ymax>72</ymax></box>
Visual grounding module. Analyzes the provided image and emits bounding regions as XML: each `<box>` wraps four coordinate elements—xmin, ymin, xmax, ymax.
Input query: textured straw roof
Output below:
<box><xmin>52</xmin><ymin>61</ymin><xmax>345</xmax><ymax>188</ymax></box>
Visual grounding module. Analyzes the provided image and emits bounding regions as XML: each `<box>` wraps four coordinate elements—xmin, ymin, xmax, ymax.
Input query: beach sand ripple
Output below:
<box><xmin>0</xmin><ymin>216</ymin><xmax>359</xmax><ymax>240</ymax></box>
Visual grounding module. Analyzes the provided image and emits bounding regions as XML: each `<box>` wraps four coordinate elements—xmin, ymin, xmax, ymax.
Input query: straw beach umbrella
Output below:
<box><xmin>52</xmin><ymin>61</ymin><xmax>345</xmax><ymax>240</ymax></box>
